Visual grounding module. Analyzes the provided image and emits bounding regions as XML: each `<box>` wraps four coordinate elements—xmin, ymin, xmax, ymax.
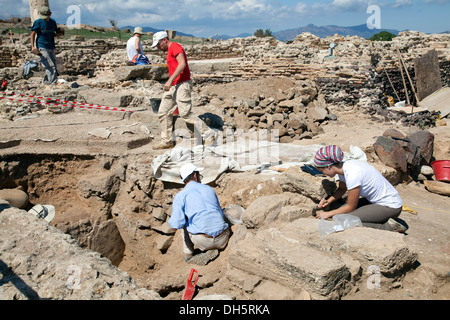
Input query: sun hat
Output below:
<box><xmin>38</xmin><ymin>6</ymin><xmax>52</xmax><ymax>19</ymax></box>
<box><xmin>179</xmin><ymin>163</ymin><xmax>203</xmax><ymax>182</ymax></box>
<box><xmin>28</xmin><ymin>204</ymin><xmax>56</xmax><ymax>222</ymax></box>
<box><xmin>314</xmin><ymin>145</ymin><xmax>344</xmax><ymax>167</ymax></box>
<box><xmin>151</xmin><ymin>31</ymin><xmax>168</xmax><ymax>47</ymax></box>
<box><xmin>133</xmin><ymin>27</ymin><xmax>144</xmax><ymax>35</ymax></box>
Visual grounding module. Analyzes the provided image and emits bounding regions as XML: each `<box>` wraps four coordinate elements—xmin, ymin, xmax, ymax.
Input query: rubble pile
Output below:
<box><xmin>196</xmin><ymin>78</ymin><xmax>332</xmax><ymax>142</ymax></box>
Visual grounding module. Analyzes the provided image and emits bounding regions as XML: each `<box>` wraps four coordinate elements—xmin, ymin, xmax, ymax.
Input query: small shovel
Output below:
<box><xmin>182</xmin><ymin>268</ymin><xmax>198</xmax><ymax>300</ymax></box>
<box><xmin>255</xmin><ymin>162</ymin><xmax>286</xmax><ymax>174</ymax></box>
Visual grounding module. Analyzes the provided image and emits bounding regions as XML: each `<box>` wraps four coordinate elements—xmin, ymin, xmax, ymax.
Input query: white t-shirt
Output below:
<box><xmin>126</xmin><ymin>36</ymin><xmax>144</xmax><ymax>60</ymax></box>
<box><xmin>338</xmin><ymin>160</ymin><xmax>403</xmax><ymax>209</ymax></box>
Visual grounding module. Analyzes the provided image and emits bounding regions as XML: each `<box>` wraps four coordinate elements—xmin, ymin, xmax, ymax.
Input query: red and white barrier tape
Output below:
<box><xmin>0</xmin><ymin>91</ymin><xmax>134</xmax><ymax>113</ymax></box>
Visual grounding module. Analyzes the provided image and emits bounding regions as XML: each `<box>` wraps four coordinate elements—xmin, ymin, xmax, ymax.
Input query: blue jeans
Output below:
<box><xmin>39</xmin><ymin>48</ymin><xmax>58</xmax><ymax>84</ymax></box>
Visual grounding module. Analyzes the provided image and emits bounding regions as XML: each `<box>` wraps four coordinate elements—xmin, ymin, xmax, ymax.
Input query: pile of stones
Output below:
<box><xmin>197</xmin><ymin>79</ymin><xmax>335</xmax><ymax>143</ymax></box>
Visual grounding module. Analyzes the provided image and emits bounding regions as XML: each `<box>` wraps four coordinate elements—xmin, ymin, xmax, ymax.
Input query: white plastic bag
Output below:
<box><xmin>333</xmin><ymin>214</ymin><xmax>362</xmax><ymax>229</ymax></box>
<box><xmin>318</xmin><ymin>219</ymin><xmax>339</xmax><ymax>238</ymax></box>
<box><xmin>318</xmin><ymin>214</ymin><xmax>362</xmax><ymax>238</ymax></box>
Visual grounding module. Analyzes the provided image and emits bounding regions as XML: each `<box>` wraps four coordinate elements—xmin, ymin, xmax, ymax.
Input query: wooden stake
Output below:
<box><xmin>396</xmin><ymin>48</ymin><xmax>420</xmax><ymax>112</ymax></box>
<box><xmin>396</xmin><ymin>48</ymin><xmax>411</xmax><ymax>106</ymax></box>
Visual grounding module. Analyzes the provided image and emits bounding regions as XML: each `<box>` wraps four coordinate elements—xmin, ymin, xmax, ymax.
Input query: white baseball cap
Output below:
<box><xmin>151</xmin><ymin>31</ymin><xmax>168</xmax><ymax>47</ymax></box>
<box><xmin>179</xmin><ymin>163</ymin><xmax>203</xmax><ymax>182</ymax></box>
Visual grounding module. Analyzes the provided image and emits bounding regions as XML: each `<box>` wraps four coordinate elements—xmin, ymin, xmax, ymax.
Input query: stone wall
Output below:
<box><xmin>0</xmin><ymin>46</ymin><xmax>22</xmax><ymax>69</ymax></box>
<box><xmin>2</xmin><ymin>31</ymin><xmax>449</xmax><ymax>80</ymax></box>
<box><xmin>1</xmin><ymin>30</ymin><xmax>448</xmax><ymax>119</ymax></box>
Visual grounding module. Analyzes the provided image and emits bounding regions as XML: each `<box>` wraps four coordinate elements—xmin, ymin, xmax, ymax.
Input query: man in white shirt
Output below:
<box><xmin>126</xmin><ymin>27</ymin><xmax>145</xmax><ymax>62</ymax></box>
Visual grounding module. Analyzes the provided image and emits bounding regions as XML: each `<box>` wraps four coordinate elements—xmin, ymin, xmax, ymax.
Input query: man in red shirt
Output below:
<box><xmin>151</xmin><ymin>31</ymin><xmax>215</xmax><ymax>150</ymax></box>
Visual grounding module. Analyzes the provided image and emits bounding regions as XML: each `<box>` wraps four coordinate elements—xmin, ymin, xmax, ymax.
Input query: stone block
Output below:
<box><xmin>228</xmin><ymin>218</ymin><xmax>417</xmax><ymax>298</ymax></box>
<box><xmin>325</xmin><ymin>227</ymin><xmax>418</xmax><ymax>275</ymax></box>
<box><xmin>227</xmin><ymin>227</ymin><xmax>351</xmax><ymax>297</ymax></box>
<box><xmin>407</xmin><ymin>130</ymin><xmax>434</xmax><ymax>164</ymax></box>
<box><xmin>279</xmin><ymin>166</ymin><xmax>337</xmax><ymax>201</ymax></box>
<box><xmin>114</xmin><ymin>64</ymin><xmax>168</xmax><ymax>81</ymax></box>
<box><xmin>77</xmin><ymin>171</ymin><xmax>120</xmax><ymax>201</ymax></box>
<box><xmin>151</xmin><ymin>207</ymin><xmax>167</xmax><ymax>221</ymax></box>
<box><xmin>373</xmin><ymin>136</ymin><xmax>408</xmax><ymax>172</ymax></box>
<box><xmin>78</xmin><ymin>89</ymin><xmax>133</xmax><ymax>108</ymax></box>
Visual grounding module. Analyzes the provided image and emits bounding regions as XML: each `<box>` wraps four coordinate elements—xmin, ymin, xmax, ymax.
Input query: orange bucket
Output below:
<box><xmin>431</xmin><ymin>160</ymin><xmax>450</xmax><ymax>182</ymax></box>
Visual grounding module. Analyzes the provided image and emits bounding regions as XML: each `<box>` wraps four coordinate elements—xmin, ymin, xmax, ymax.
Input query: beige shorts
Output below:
<box><xmin>182</xmin><ymin>227</ymin><xmax>230</xmax><ymax>254</ymax></box>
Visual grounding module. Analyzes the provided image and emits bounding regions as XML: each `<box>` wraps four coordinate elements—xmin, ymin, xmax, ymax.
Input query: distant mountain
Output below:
<box><xmin>121</xmin><ymin>25</ymin><xmax>195</xmax><ymax>38</ymax></box>
<box><xmin>211</xmin><ymin>33</ymin><xmax>252</xmax><ymax>40</ymax></box>
<box><xmin>273</xmin><ymin>24</ymin><xmax>400</xmax><ymax>41</ymax></box>
<box><xmin>122</xmin><ymin>23</ymin><xmax>401</xmax><ymax>41</ymax></box>
<box><xmin>214</xmin><ymin>24</ymin><xmax>400</xmax><ymax>41</ymax></box>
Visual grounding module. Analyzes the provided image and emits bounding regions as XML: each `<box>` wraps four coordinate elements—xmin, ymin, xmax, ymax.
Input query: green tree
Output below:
<box><xmin>369</xmin><ymin>31</ymin><xmax>396</xmax><ymax>41</ymax></box>
<box><xmin>254</xmin><ymin>28</ymin><xmax>273</xmax><ymax>38</ymax></box>
<box><xmin>264</xmin><ymin>29</ymin><xmax>272</xmax><ymax>37</ymax></box>
<box><xmin>254</xmin><ymin>29</ymin><xmax>264</xmax><ymax>37</ymax></box>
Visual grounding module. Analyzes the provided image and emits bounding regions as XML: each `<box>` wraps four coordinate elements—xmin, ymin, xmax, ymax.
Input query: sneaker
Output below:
<box><xmin>152</xmin><ymin>140</ymin><xmax>174</xmax><ymax>150</ymax></box>
<box><xmin>187</xmin><ymin>249</ymin><xmax>219</xmax><ymax>266</ymax></box>
<box><xmin>387</xmin><ymin>218</ymin><xmax>408</xmax><ymax>233</ymax></box>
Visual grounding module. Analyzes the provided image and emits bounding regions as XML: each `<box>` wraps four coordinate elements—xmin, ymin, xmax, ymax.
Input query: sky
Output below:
<box><xmin>1</xmin><ymin>0</ymin><xmax>449</xmax><ymax>38</ymax></box>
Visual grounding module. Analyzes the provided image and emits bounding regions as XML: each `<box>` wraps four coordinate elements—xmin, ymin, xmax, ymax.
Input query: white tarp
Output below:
<box><xmin>151</xmin><ymin>140</ymin><xmax>367</xmax><ymax>185</ymax></box>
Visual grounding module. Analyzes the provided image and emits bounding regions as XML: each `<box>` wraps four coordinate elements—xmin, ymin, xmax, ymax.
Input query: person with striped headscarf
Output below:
<box><xmin>313</xmin><ymin>145</ymin><xmax>407</xmax><ymax>233</ymax></box>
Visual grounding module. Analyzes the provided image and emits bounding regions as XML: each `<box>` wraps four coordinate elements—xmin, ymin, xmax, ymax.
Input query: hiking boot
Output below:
<box><xmin>152</xmin><ymin>140</ymin><xmax>174</xmax><ymax>150</ymax></box>
<box><xmin>187</xmin><ymin>249</ymin><xmax>219</xmax><ymax>266</ymax></box>
<box><xmin>387</xmin><ymin>218</ymin><xmax>408</xmax><ymax>233</ymax></box>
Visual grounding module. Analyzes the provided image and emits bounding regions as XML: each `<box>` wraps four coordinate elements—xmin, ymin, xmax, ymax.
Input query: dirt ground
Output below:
<box><xmin>1</xmin><ymin>77</ymin><xmax>449</xmax><ymax>300</ymax></box>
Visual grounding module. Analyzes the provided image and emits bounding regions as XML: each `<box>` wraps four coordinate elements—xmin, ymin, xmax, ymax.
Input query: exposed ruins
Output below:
<box><xmin>0</xmin><ymin>19</ymin><xmax>449</xmax><ymax>301</ymax></box>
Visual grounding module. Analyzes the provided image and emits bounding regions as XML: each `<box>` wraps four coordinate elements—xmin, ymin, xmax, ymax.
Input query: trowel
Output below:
<box><xmin>255</xmin><ymin>161</ymin><xmax>285</xmax><ymax>174</ymax></box>
<box><xmin>182</xmin><ymin>268</ymin><xmax>198</xmax><ymax>300</ymax></box>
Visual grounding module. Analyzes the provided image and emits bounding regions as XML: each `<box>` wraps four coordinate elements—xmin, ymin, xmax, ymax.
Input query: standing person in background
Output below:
<box><xmin>151</xmin><ymin>31</ymin><xmax>215</xmax><ymax>150</ymax></box>
<box><xmin>313</xmin><ymin>145</ymin><xmax>407</xmax><ymax>233</ymax></box>
<box><xmin>30</xmin><ymin>6</ymin><xmax>61</xmax><ymax>84</ymax></box>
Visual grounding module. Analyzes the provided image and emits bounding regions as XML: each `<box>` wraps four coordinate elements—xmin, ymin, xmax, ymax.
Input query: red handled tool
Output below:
<box><xmin>182</xmin><ymin>268</ymin><xmax>198</xmax><ymax>300</ymax></box>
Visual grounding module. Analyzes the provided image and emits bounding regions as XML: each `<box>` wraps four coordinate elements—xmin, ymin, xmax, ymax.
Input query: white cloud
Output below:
<box><xmin>331</xmin><ymin>0</ymin><xmax>372</xmax><ymax>11</ymax></box>
<box><xmin>0</xmin><ymin>0</ymin><xmax>447</xmax><ymax>37</ymax></box>
<box><xmin>293</xmin><ymin>0</ymin><xmax>373</xmax><ymax>16</ymax></box>
<box><xmin>423</xmin><ymin>0</ymin><xmax>450</xmax><ymax>3</ymax></box>
<box><xmin>295</xmin><ymin>2</ymin><xmax>309</xmax><ymax>14</ymax></box>
<box><xmin>392</xmin><ymin>0</ymin><xmax>412</xmax><ymax>8</ymax></box>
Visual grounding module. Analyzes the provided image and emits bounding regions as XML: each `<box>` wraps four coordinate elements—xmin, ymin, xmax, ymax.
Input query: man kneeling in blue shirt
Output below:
<box><xmin>169</xmin><ymin>163</ymin><xmax>230</xmax><ymax>265</ymax></box>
